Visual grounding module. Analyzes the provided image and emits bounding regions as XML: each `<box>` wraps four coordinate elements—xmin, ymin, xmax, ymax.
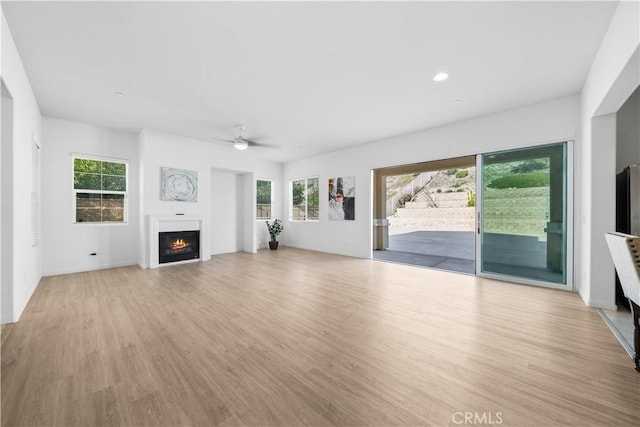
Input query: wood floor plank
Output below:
<box><xmin>2</xmin><ymin>247</ymin><xmax>639</xmax><ymax>426</ymax></box>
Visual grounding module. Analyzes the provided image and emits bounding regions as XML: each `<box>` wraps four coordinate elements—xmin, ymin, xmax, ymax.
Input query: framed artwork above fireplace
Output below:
<box><xmin>161</xmin><ymin>167</ymin><xmax>198</xmax><ymax>202</ymax></box>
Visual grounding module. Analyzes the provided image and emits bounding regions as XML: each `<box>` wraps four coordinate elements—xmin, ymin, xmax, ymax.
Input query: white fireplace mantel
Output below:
<box><xmin>148</xmin><ymin>214</ymin><xmax>210</xmax><ymax>268</ymax></box>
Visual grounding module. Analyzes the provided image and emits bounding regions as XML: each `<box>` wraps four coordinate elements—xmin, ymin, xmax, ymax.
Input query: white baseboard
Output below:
<box><xmin>1</xmin><ymin>314</ymin><xmax>17</xmax><ymax>325</ymax></box>
<box><xmin>281</xmin><ymin>242</ymin><xmax>365</xmax><ymax>259</ymax></box>
<box><xmin>42</xmin><ymin>262</ymin><xmax>138</xmax><ymax>277</ymax></box>
<box><xmin>585</xmin><ymin>298</ymin><xmax>618</xmax><ymax>310</ymax></box>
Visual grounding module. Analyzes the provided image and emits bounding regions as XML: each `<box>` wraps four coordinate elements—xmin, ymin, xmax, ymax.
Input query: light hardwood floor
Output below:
<box><xmin>2</xmin><ymin>247</ymin><xmax>639</xmax><ymax>426</ymax></box>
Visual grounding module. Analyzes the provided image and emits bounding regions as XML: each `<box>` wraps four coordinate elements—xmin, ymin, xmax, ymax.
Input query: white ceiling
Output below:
<box><xmin>2</xmin><ymin>1</ymin><xmax>617</xmax><ymax>163</ymax></box>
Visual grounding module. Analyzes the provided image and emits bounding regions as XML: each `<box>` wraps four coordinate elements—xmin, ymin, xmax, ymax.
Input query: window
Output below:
<box><xmin>73</xmin><ymin>155</ymin><xmax>128</xmax><ymax>223</ymax></box>
<box><xmin>256</xmin><ymin>179</ymin><xmax>273</xmax><ymax>220</ymax></box>
<box><xmin>290</xmin><ymin>177</ymin><xmax>319</xmax><ymax>221</ymax></box>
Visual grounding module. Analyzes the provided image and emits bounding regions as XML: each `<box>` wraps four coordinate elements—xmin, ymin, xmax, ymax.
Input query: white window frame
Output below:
<box><xmin>72</xmin><ymin>153</ymin><xmax>129</xmax><ymax>224</ymax></box>
<box><xmin>289</xmin><ymin>176</ymin><xmax>319</xmax><ymax>222</ymax></box>
<box><xmin>256</xmin><ymin>179</ymin><xmax>274</xmax><ymax>220</ymax></box>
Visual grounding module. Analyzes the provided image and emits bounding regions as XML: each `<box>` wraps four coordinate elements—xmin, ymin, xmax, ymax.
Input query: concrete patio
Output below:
<box><xmin>373</xmin><ymin>228</ymin><xmax>564</xmax><ymax>284</ymax></box>
<box><xmin>372</xmin><ymin>229</ymin><xmax>476</xmax><ymax>274</ymax></box>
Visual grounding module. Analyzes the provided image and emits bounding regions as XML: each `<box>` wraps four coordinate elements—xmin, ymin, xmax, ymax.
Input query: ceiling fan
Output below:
<box><xmin>221</xmin><ymin>124</ymin><xmax>279</xmax><ymax>151</ymax></box>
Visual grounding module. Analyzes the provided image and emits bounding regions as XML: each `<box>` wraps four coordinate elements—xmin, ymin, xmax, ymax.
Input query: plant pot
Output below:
<box><xmin>269</xmin><ymin>241</ymin><xmax>279</xmax><ymax>250</ymax></box>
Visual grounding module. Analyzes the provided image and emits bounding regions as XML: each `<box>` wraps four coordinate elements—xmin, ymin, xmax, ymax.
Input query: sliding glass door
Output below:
<box><xmin>477</xmin><ymin>142</ymin><xmax>570</xmax><ymax>287</ymax></box>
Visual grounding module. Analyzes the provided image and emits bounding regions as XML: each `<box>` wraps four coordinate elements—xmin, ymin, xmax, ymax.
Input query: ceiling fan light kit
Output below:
<box><xmin>234</xmin><ymin>139</ymin><xmax>249</xmax><ymax>150</ymax></box>
<box><xmin>218</xmin><ymin>124</ymin><xmax>280</xmax><ymax>151</ymax></box>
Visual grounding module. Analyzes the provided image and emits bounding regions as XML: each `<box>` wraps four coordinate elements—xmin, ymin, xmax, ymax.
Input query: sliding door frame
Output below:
<box><xmin>474</xmin><ymin>140</ymin><xmax>574</xmax><ymax>290</ymax></box>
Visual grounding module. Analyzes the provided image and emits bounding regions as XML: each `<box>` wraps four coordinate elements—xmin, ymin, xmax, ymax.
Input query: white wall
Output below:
<box><xmin>138</xmin><ymin>129</ymin><xmax>282</xmax><ymax>267</ymax></box>
<box><xmin>579</xmin><ymin>0</ymin><xmax>640</xmax><ymax>308</ymax></box>
<box><xmin>282</xmin><ymin>95</ymin><xmax>579</xmax><ymax>260</ymax></box>
<box><xmin>1</xmin><ymin>11</ymin><xmax>42</xmax><ymax>323</ymax></box>
<box><xmin>1</xmin><ymin>84</ymin><xmax>13</xmax><ymax>324</ymax></box>
<box><xmin>0</xmin><ymin>0</ymin><xmax>3</xmax><ymax>326</ymax></box>
<box><xmin>210</xmin><ymin>169</ymin><xmax>244</xmax><ymax>255</ymax></box>
<box><xmin>41</xmin><ymin>117</ymin><xmax>139</xmax><ymax>275</ymax></box>
<box><xmin>242</xmin><ymin>172</ymin><xmax>256</xmax><ymax>252</ymax></box>
<box><xmin>616</xmin><ymin>86</ymin><xmax>640</xmax><ymax>172</ymax></box>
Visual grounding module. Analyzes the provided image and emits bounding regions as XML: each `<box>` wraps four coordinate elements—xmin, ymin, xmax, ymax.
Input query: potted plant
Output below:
<box><xmin>265</xmin><ymin>219</ymin><xmax>284</xmax><ymax>250</ymax></box>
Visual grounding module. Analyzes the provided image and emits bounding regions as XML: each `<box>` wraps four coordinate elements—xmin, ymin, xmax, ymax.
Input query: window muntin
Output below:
<box><xmin>73</xmin><ymin>156</ymin><xmax>128</xmax><ymax>223</ymax></box>
<box><xmin>290</xmin><ymin>177</ymin><xmax>319</xmax><ymax>221</ymax></box>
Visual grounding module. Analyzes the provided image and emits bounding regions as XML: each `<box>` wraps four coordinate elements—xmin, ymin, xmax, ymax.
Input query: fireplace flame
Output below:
<box><xmin>171</xmin><ymin>238</ymin><xmax>190</xmax><ymax>252</ymax></box>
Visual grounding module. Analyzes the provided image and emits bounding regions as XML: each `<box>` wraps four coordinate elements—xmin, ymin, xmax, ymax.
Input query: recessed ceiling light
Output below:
<box><xmin>454</xmin><ymin>99</ymin><xmax>461</xmax><ymax>104</ymax></box>
<box><xmin>114</xmin><ymin>91</ymin><xmax>125</xmax><ymax>97</ymax></box>
<box><xmin>433</xmin><ymin>72</ymin><xmax>449</xmax><ymax>82</ymax></box>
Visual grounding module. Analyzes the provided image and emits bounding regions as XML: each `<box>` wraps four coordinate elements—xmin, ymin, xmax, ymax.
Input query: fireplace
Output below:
<box><xmin>147</xmin><ymin>215</ymin><xmax>209</xmax><ymax>269</ymax></box>
<box><xmin>158</xmin><ymin>230</ymin><xmax>200</xmax><ymax>264</ymax></box>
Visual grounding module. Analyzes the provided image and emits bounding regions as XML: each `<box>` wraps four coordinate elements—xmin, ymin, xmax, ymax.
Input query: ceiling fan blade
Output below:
<box><xmin>212</xmin><ymin>131</ymin><xmax>278</xmax><ymax>150</ymax></box>
<box><xmin>250</xmin><ymin>141</ymin><xmax>281</xmax><ymax>149</ymax></box>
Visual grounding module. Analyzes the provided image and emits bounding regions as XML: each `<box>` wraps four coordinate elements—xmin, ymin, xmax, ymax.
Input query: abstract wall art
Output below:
<box><xmin>161</xmin><ymin>167</ymin><xmax>198</xmax><ymax>202</ymax></box>
<box><xmin>328</xmin><ymin>176</ymin><xmax>355</xmax><ymax>220</ymax></box>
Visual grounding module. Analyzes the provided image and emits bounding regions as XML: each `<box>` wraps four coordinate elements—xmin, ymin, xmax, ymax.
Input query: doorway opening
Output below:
<box><xmin>372</xmin><ymin>156</ymin><xmax>476</xmax><ymax>274</ymax></box>
<box><xmin>373</xmin><ymin>142</ymin><xmax>571</xmax><ymax>289</ymax></box>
